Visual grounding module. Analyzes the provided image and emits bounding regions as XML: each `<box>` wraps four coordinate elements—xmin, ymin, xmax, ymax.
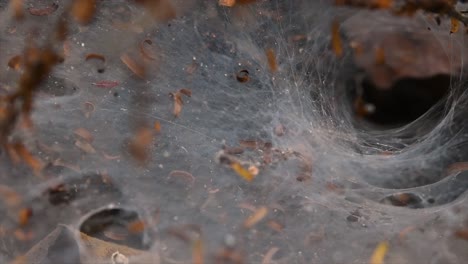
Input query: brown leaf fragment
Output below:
<box><xmin>135</xmin><ymin>0</ymin><xmax>176</xmax><ymax>21</ymax></box>
<box><xmin>455</xmin><ymin>229</ymin><xmax>468</xmax><ymax>240</ymax></box>
<box><xmin>446</xmin><ymin>162</ymin><xmax>468</xmax><ymax>175</ymax></box>
<box><xmin>10</xmin><ymin>0</ymin><xmax>24</xmax><ymax>20</ymax></box>
<box><xmin>232</xmin><ymin>161</ymin><xmax>255</xmax><ymax>182</ymax></box>
<box><xmin>0</xmin><ymin>185</ymin><xmax>22</xmax><ymax>207</ymax></box>
<box><xmin>28</xmin><ymin>3</ymin><xmax>58</xmax><ymax>16</ymax></box>
<box><xmin>192</xmin><ymin>239</ymin><xmax>204</xmax><ymax>264</ymax></box>
<box><xmin>369</xmin><ymin>241</ymin><xmax>389</xmax><ymax>264</ymax></box>
<box><xmin>222</xmin><ymin>145</ymin><xmax>244</xmax><ymax>155</ymax></box>
<box><xmin>238</xmin><ymin>0</ymin><xmax>257</xmax><ymax>4</ymax></box>
<box><xmin>243</xmin><ymin>206</ymin><xmax>268</xmax><ymax>228</ymax></box>
<box><xmin>375</xmin><ymin>46</ymin><xmax>385</xmax><ymax>65</ymax></box>
<box><xmin>120</xmin><ymin>53</ymin><xmax>146</xmax><ymax>79</ymax></box>
<box><xmin>331</xmin><ymin>20</ymin><xmax>343</xmax><ymax>58</ymax></box>
<box><xmin>398</xmin><ymin>226</ymin><xmax>415</xmax><ymax>241</ymax></box>
<box><xmin>13</xmin><ymin>143</ymin><xmax>44</xmax><ymax>174</ymax></box>
<box><xmin>85</xmin><ymin>53</ymin><xmax>106</xmax><ymax>62</ymax></box>
<box><xmin>55</xmin><ymin>17</ymin><xmax>68</xmax><ymax>41</ymax></box>
<box><xmin>18</xmin><ymin>207</ymin><xmax>32</xmax><ymax>226</ymax></box>
<box><xmin>267</xmin><ymin>220</ymin><xmax>284</xmax><ymax>232</ymax></box>
<box><xmin>169</xmin><ymin>170</ymin><xmax>195</xmax><ymax>185</ymax></box>
<box><xmin>154</xmin><ymin>121</ymin><xmax>161</xmax><ymax>132</ymax></box>
<box><xmin>179</xmin><ymin>88</ymin><xmax>192</xmax><ymax>97</ymax></box>
<box><xmin>128</xmin><ymin>127</ymin><xmax>154</xmax><ymax>163</ymax></box>
<box><xmin>450</xmin><ymin>17</ymin><xmax>459</xmax><ymax>33</ymax></box>
<box><xmin>14</xmin><ymin>229</ymin><xmax>34</xmax><ymax>241</ymax></box>
<box><xmin>215</xmin><ymin>248</ymin><xmax>244</xmax><ymax>264</ymax></box>
<box><xmin>334</xmin><ymin>0</ymin><xmax>393</xmax><ymax>9</ymax></box>
<box><xmin>8</xmin><ymin>55</ymin><xmax>22</xmax><ymax>71</ymax></box>
<box><xmin>219</xmin><ymin>0</ymin><xmax>236</xmax><ymax>7</ymax></box>
<box><xmin>266</xmin><ymin>48</ymin><xmax>278</xmax><ymax>72</ymax></box>
<box><xmin>72</xmin><ymin>0</ymin><xmax>96</xmax><ymax>24</ymax></box>
<box><xmin>92</xmin><ymin>80</ymin><xmax>120</xmax><ymax>88</ymax></box>
<box><xmin>169</xmin><ymin>89</ymin><xmax>192</xmax><ymax>117</ymax></box>
<box><xmin>74</xmin><ymin>127</ymin><xmax>94</xmax><ymax>142</ymax></box>
<box><xmin>239</xmin><ymin>139</ymin><xmax>271</xmax><ymax>150</ymax></box>
<box><xmin>262</xmin><ymin>247</ymin><xmax>279</xmax><ymax>264</ymax></box>
<box><xmin>75</xmin><ymin>140</ymin><xmax>96</xmax><ymax>153</ymax></box>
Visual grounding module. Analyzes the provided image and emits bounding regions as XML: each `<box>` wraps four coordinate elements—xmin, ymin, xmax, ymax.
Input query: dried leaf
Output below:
<box><xmin>334</xmin><ymin>0</ymin><xmax>393</xmax><ymax>9</ymax></box>
<box><xmin>169</xmin><ymin>89</ymin><xmax>192</xmax><ymax>117</ymax></box>
<box><xmin>222</xmin><ymin>146</ymin><xmax>244</xmax><ymax>155</ymax></box>
<box><xmin>28</xmin><ymin>3</ymin><xmax>58</xmax><ymax>16</ymax></box>
<box><xmin>102</xmin><ymin>152</ymin><xmax>121</xmax><ymax>160</ymax></box>
<box><xmin>136</xmin><ymin>0</ymin><xmax>176</xmax><ymax>21</ymax></box>
<box><xmin>0</xmin><ymin>185</ymin><xmax>22</xmax><ymax>207</ymax></box>
<box><xmin>72</xmin><ymin>0</ymin><xmax>96</xmax><ymax>24</ymax></box>
<box><xmin>10</xmin><ymin>0</ymin><xmax>24</xmax><ymax>20</ymax></box>
<box><xmin>450</xmin><ymin>17</ymin><xmax>459</xmax><ymax>34</ymax></box>
<box><xmin>8</xmin><ymin>55</ymin><xmax>22</xmax><ymax>71</ymax></box>
<box><xmin>169</xmin><ymin>170</ymin><xmax>195</xmax><ymax>185</ymax></box>
<box><xmin>239</xmin><ymin>139</ymin><xmax>271</xmax><ymax>150</ymax></box>
<box><xmin>266</xmin><ymin>220</ymin><xmax>284</xmax><ymax>232</ymax></box>
<box><xmin>369</xmin><ymin>241</ymin><xmax>389</xmax><ymax>264</ymax></box>
<box><xmin>446</xmin><ymin>162</ymin><xmax>468</xmax><ymax>175</ymax></box>
<box><xmin>455</xmin><ymin>229</ymin><xmax>468</xmax><ymax>240</ymax></box>
<box><xmin>52</xmin><ymin>159</ymin><xmax>81</xmax><ymax>173</ymax></box>
<box><xmin>171</xmin><ymin>93</ymin><xmax>183</xmax><ymax>117</ymax></box>
<box><xmin>238</xmin><ymin>0</ymin><xmax>257</xmax><ymax>4</ymax></box>
<box><xmin>154</xmin><ymin>121</ymin><xmax>161</xmax><ymax>132</ymax></box>
<box><xmin>231</xmin><ymin>162</ymin><xmax>255</xmax><ymax>182</ymax></box>
<box><xmin>398</xmin><ymin>226</ymin><xmax>415</xmax><ymax>241</ymax></box>
<box><xmin>92</xmin><ymin>81</ymin><xmax>120</xmax><ymax>88</ymax></box>
<box><xmin>128</xmin><ymin>127</ymin><xmax>154</xmax><ymax>163</ymax></box>
<box><xmin>120</xmin><ymin>53</ymin><xmax>146</xmax><ymax>79</ymax></box>
<box><xmin>262</xmin><ymin>247</ymin><xmax>279</xmax><ymax>264</ymax></box>
<box><xmin>331</xmin><ymin>20</ymin><xmax>343</xmax><ymax>58</ymax></box>
<box><xmin>75</xmin><ymin>140</ymin><xmax>96</xmax><ymax>153</ymax></box>
<box><xmin>55</xmin><ymin>17</ymin><xmax>68</xmax><ymax>41</ymax></box>
<box><xmin>13</xmin><ymin>143</ymin><xmax>44</xmax><ymax>174</ymax></box>
<box><xmin>237</xmin><ymin>202</ymin><xmax>257</xmax><ymax>212</ymax></box>
<box><xmin>219</xmin><ymin>0</ymin><xmax>236</xmax><ymax>7</ymax></box>
<box><xmin>14</xmin><ymin>229</ymin><xmax>34</xmax><ymax>241</ymax></box>
<box><xmin>266</xmin><ymin>48</ymin><xmax>278</xmax><ymax>72</ymax></box>
<box><xmin>375</xmin><ymin>46</ymin><xmax>385</xmax><ymax>65</ymax></box>
<box><xmin>85</xmin><ymin>53</ymin><xmax>106</xmax><ymax>62</ymax></box>
<box><xmin>243</xmin><ymin>206</ymin><xmax>268</xmax><ymax>228</ymax></box>
<box><xmin>74</xmin><ymin>127</ymin><xmax>94</xmax><ymax>142</ymax></box>
<box><xmin>179</xmin><ymin>88</ymin><xmax>192</xmax><ymax>97</ymax></box>
<box><xmin>215</xmin><ymin>248</ymin><xmax>244</xmax><ymax>264</ymax></box>
<box><xmin>192</xmin><ymin>239</ymin><xmax>204</xmax><ymax>264</ymax></box>
<box><xmin>18</xmin><ymin>207</ymin><xmax>32</xmax><ymax>226</ymax></box>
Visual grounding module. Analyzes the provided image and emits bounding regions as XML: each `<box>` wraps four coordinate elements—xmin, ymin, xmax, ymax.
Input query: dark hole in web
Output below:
<box><xmin>359</xmin><ymin>74</ymin><xmax>450</xmax><ymax>127</ymax></box>
<box><xmin>79</xmin><ymin>208</ymin><xmax>149</xmax><ymax>250</ymax></box>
